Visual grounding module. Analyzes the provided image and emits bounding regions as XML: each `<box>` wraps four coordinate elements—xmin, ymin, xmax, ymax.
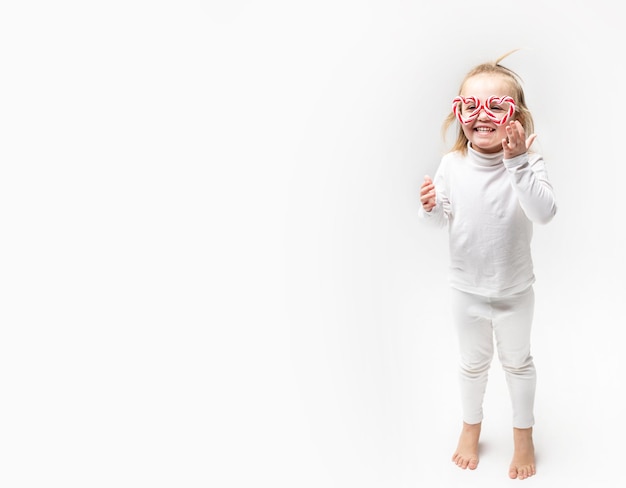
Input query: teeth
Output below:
<box><xmin>475</xmin><ymin>128</ymin><xmax>493</xmax><ymax>132</ymax></box>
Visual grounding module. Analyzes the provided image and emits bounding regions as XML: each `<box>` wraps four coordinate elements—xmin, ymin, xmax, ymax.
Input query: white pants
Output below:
<box><xmin>450</xmin><ymin>286</ymin><xmax>536</xmax><ymax>429</ymax></box>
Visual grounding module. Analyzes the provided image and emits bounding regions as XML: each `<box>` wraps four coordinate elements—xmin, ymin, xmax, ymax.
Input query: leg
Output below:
<box><xmin>492</xmin><ymin>287</ymin><xmax>536</xmax><ymax>479</ymax></box>
<box><xmin>450</xmin><ymin>289</ymin><xmax>494</xmax><ymax>470</ymax></box>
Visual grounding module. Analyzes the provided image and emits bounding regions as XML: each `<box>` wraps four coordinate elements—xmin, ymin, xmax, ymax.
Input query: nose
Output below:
<box><xmin>476</xmin><ymin>105</ymin><xmax>491</xmax><ymax>121</ymax></box>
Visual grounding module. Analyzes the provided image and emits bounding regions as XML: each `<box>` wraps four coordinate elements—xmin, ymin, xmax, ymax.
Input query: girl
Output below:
<box><xmin>418</xmin><ymin>51</ymin><xmax>557</xmax><ymax>480</ymax></box>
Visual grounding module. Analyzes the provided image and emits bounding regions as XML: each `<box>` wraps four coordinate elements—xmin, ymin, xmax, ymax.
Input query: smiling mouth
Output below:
<box><xmin>474</xmin><ymin>127</ymin><xmax>495</xmax><ymax>132</ymax></box>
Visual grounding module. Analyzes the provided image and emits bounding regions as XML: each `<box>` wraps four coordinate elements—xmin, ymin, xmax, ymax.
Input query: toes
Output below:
<box><xmin>509</xmin><ymin>464</ymin><xmax>535</xmax><ymax>480</ymax></box>
<box><xmin>452</xmin><ymin>455</ymin><xmax>471</xmax><ymax>469</ymax></box>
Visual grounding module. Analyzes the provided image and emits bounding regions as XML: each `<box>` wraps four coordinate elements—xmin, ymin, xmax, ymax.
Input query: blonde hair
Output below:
<box><xmin>442</xmin><ymin>49</ymin><xmax>534</xmax><ymax>154</ymax></box>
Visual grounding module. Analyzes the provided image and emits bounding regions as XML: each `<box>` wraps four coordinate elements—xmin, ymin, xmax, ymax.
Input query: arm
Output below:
<box><xmin>503</xmin><ymin>152</ymin><xmax>557</xmax><ymax>224</ymax></box>
<box><xmin>502</xmin><ymin>121</ymin><xmax>557</xmax><ymax>224</ymax></box>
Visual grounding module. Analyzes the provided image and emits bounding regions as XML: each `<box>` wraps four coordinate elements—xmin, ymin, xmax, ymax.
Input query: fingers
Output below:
<box><xmin>505</xmin><ymin>120</ymin><xmax>523</xmax><ymax>145</ymax></box>
<box><xmin>420</xmin><ymin>175</ymin><xmax>434</xmax><ymax>196</ymax></box>
<box><xmin>503</xmin><ymin>120</ymin><xmax>536</xmax><ymax>157</ymax></box>
<box><xmin>420</xmin><ymin>175</ymin><xmax>436</xmax><ymax>211</ymax></box>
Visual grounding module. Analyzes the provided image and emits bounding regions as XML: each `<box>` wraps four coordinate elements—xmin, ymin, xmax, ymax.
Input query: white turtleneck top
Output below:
<box><xmin>419</xmin><ymin>144</ymin><xmax>557</xmax><ymax>297</ymax></box>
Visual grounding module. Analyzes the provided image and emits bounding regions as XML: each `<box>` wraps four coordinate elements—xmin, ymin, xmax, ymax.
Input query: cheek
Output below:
<box><xmin>461</xmin><ymin>125</ymin><xmax>473</xmax><ymax>139</ymax></box>
<box><xmin>495</xmin><ymin>125</ymin><xmax>508</xmax><ymax>139</ymax></box>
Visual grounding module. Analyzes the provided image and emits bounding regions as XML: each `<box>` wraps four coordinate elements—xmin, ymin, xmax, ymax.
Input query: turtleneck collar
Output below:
<box><xmin>467</xmin><ymin>142</ymin><xmax>503</xmax><ymax>167</ymax></box>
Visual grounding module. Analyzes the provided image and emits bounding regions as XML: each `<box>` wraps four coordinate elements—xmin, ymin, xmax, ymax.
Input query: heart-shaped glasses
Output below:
<box><xmin>452</xmin><ymin>96</ymin><xmax>516</xmax><ymax>126</ymax></box>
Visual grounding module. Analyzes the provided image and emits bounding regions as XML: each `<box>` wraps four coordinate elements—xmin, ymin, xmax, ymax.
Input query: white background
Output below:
<box><xmin>1</xmin><ymin>1</ymin><xmax>625</xmax><ymax>486</ymax></box>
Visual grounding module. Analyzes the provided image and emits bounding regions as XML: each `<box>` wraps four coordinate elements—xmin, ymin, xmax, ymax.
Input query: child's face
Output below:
<box><xmin>458</xmin><ymin>74</ymin><xmax>515</xmax><ymax>154</ymax></box>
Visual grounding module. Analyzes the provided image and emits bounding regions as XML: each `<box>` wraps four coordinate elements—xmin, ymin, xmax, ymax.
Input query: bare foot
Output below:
<box><xmin>509</xmin><ymin>427</ymin><xmax>536</xmax><ymax>480</ymax></box>
<box><xmin>452</xmin><ymin>422</ymin><xmax>481</xmax><ymax>470</ymax></box>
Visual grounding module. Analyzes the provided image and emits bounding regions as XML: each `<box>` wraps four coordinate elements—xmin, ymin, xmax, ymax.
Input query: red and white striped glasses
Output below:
<box><xmin>452</xmin><ymin>96</ymin><xmax>516</xmax><ymax>126</ymax></box>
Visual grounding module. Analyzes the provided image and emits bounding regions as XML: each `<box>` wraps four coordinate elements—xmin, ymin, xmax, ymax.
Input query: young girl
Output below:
<box><xmin>418</xmin><ymin>52</ymin><xmax>557</xmax><ymax>480</ymax></box>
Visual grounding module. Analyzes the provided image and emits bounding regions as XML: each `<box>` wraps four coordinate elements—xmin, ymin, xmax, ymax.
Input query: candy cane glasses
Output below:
<box><xmin>452</xmin><ymin>96</ymin><xmax>516</xmax><ymax>126</ymax></box>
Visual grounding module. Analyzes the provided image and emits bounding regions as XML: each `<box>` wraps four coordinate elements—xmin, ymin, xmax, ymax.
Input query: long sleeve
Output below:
<box><xmin>503</xmin><ymin>152</ymin><xmax>557</xmax><ymax>225</ymax></box>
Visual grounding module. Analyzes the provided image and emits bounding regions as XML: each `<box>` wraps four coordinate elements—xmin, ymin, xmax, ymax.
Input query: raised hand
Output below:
<box><xmin>420</xmin><ymin>175</ymin><xmax>436</xmax><ymax>212</ymax></box>
<box><xmin>502</xmin><ymin>120</ymin><xmax>537</xmax><ymax>159</ymax></box>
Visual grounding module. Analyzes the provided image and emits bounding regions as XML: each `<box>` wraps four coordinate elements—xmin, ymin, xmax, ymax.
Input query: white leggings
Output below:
<box><xmin>450</xmin><ymin>286</ymin><xmax>536</xmax><ymax>429</ymax></box>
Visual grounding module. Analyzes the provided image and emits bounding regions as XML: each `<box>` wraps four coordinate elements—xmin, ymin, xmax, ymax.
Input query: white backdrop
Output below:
<box><xmin>1</xmin><ymin>1</ymin><xmax>625</xmax><ymax>487</ymax></box>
